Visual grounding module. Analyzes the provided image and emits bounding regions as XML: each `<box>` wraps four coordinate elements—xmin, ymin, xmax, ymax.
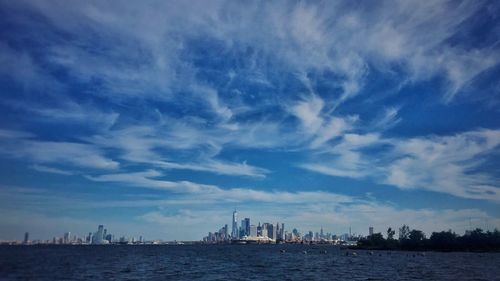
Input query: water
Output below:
<box><xmin>1</xmin><ymin>244</ymin><xmax>499</xmax><ymax>280</ymax></box>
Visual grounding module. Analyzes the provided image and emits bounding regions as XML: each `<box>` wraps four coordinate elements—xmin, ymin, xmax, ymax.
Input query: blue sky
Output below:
<box><xmin>1</xmin><ymin>0</ymin><xmax>500</xmax><ymax>241</ymax></box>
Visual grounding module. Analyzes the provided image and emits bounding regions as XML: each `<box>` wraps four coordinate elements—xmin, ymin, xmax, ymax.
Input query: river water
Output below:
<box><xmin>1</xmin><ymin>244</ymin><xmax>499</xmax><ymax>280</ymax></box>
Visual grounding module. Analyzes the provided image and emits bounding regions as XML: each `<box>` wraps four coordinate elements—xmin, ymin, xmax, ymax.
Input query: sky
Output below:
<box><xmin>0</xmin><ymin>0</ymin><xmax>500</xmax><ymax>241</ymax></box>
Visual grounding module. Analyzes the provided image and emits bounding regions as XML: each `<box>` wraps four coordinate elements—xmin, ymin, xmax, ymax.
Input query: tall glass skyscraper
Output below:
<box><xmin>95</xmin><ymin>225</ymin><xmax>104</xmax><ymax>244</ymax></box>
<box><xmin>242</xmin><ymin>218</ymin><xmax>250</xmax><ymax>236</ymax></box>
<box><xmin>232</xmin><ymin>210</ymin><xmax>238</xmax><ymax>239</ymax></box>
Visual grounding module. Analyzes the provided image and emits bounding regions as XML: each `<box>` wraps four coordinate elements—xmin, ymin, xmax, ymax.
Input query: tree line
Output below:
<box><xmin>355</xmin><ymin>225</ymin><xmax>500</xmax><ymax>251</ymax></box>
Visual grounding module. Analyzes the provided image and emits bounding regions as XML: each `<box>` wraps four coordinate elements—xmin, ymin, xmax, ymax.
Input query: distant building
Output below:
<box><xmin>249</xmin><ymin>225</ymin><xmax>258</xmax><ymax>237</ymax></box>
<box><xmin>105</xmin><ymin>234</ymin><xmax>113</xmax><ymax>243</ymax></box>
<box><xmin>97</xmin><ymin>225</ymin><xmax>104</xmax><ymax>243</ymax></box>
<box><xmin>261</xmin><ymin>223</ymin><xmax>268</xmax><ymax>238</ymax></box>
<box><xmin>232</xmin><ymin>210</ymin><xmax>238</xmax><ymax>239</ymax></box>
<box><xmin>24</xmin><ymin>232</ymin><xmax>29</xmax><ymax>244</ymax></box>
<box><xmin>93</xmin><ymin>225</ymin><xmax>105</xmax><ymax>244</ymax></box>
<box><xmin>281</xmin><ymin>223</ymin><xmax>285</xmax><ymax>240</ymax></box>
<box><xmin>242</xmin><ymin>218</ymin><xmax>250</xmax><ymax>236</ymax></box>
<box><xmin>267</xmin><ymin>223</ymin><xmax>276</xmax><ymax>240</ymax></box>
<box><xmin>64</xmin><ymin>232</ymin><xmax>71</xmax><ymax>244</ymax></box>
<box><xmin>369</xmin><ymin>226</ymin><xmax>374</xmax><ymax>236</ymax></box>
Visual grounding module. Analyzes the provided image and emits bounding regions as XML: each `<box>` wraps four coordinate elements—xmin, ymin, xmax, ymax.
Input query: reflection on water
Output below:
<box><xmin>1</xmin><ymin>244</ymin><xmax>499</xmax><ymax>280</ymax></box>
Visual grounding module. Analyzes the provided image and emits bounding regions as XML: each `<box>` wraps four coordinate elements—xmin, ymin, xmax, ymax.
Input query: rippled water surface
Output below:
<box><xmin>1</xmin><ymin>244</ymin><xmax>499</xmax><ymax>280</ymax></box>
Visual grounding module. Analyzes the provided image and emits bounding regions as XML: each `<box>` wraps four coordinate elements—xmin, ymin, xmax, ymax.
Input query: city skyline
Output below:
<box><xmin>203</xmin><ymin>210</ymin><xmax>361</xmax><ymax>244</ymax></box>
<box><xmin>6</xmin><ymin>224</ymin><xmax>146</xmax><ymax>245</ymax></box>
<box><xmin>1</xmin><ymin>1</ymin><xmax>500</xmax><ymax>241</ymax></box>
<box><xmin>5</xmin><ymin>209</ymin><xmax>495</xmax><ymax>244</ymax></box>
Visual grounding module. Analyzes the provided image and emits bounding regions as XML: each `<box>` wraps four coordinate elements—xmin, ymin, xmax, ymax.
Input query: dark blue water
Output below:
<box><xmin>1</xmin><ymin>244</ymin><xmax>499</xmax><ymax>280</ymax></box>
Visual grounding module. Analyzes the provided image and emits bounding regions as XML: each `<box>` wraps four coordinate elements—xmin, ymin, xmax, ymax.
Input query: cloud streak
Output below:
<box><xmin>303</xmin><ymin>129</ymin><xmax>500</xmax><ymax>201</ymax></box>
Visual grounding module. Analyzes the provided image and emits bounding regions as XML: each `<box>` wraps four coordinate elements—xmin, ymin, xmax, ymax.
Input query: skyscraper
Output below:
<box><xmin>64</xmin><ymin>232</ymin><xmax>71</xmax><ymax>244</ymax></box>
<box><xmin>261</xmin><ymin>224</ymin><xmax>268</xmax><ymax>238</ymax></box>
<box><xmin>23</xmin><ymin>232</ymin><xmax>29</xmax><ymax>244</ymax></box>
<box><xmin>267</xmin><ymin>223</ymin><xmax>276</xmax><ymax>240</ymax></box>
<box><xmin>250</xmin><ymin>225</ymin><xmax>257</xmax><ymax>237</ymax></box>
<box><xmin>369</xmin><ymin>226</ymin><xmax>374</xmax><ymax>236</ymax></box>
<box><xmin>244</xmin><ymin>218</ymin><xmax>250</xmax><ymax>236</ymax></box>
<box><xmin>241</xmin><ymin>218</ymin><xmax>250</xmax><ymax>237</ymax></box>
<box><xmin>232</xmin><ymin>210</ymin><xmax>238</xmax><ymax>239</ymax></box>
<box><xmin>94</xmin><ymin>225</ymin><xmax>104</xmax><ymax>244</ymax></box>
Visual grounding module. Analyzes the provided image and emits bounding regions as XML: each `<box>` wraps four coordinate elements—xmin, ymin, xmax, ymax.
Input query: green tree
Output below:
<box><xmin>409</xmin><ymin>230</ymin><xmax>425</xmax><ymax>242</ymax></box>
<box><xmin>430</xmin><ymin>230</ymin><xmax>457</xmax><ymax>250</ymax></box>
<box><xmin>387</xmin><ymin>227</ymin><xmax>395</xmax><ymax>240</ymax></box>
<box><xmin>357</xmin><ymin>232</ymin><xmax>386</xmax><ymax>248</ymax></box>
<box><xmin>369</xmin><ymin>233</ymin><xmax>385</xmax><ymax>245</ymax></box>
<box><xmin>399</xmin><ymin>224</ymin><xmax>410</xmax><ymax>241</ymax></box>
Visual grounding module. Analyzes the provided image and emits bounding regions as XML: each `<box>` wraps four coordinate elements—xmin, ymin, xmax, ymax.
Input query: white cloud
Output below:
<box><xmin>156</xmin><ymin>160</ymin><xmax>269</xmax><ymax>178</ymax></box>
<box><xmin>289</xmin><ymin>95</ymin><xmax>357</xmax><ymax>148</ymax></box>
<box><xmin>2</xmin><ymin>0</ymin><xmax>497</xmax><ymax>109</ymax></box>
<box><xmin>86</xmin><ymin>123</ymin><xmax>271</xmax><ymax>178</ymax></box>
<box><xmin>30</xmin><ymin>164</ymin><xmax>74</xmax><ymax>176</ymax></box>
<box><xmin>84</xmin><ymin>169</ymin><xmax>352</xmax><ymax>205</ymax></box>
<box><xmin>384</xmin><ymin>129</ymin><xmax>500</xmax><ymax>200</ymax></box>
<box><xmin>290</xmin><ymin>95</ymin><xmax>325</xmax><ymax>135</ymax></box>
<box><xmin>86</xmin><ymin>170</ymin><xmax>219</xmax><ymax>193</ymax></box>
<box><xmin>302</xmin><ymin>129</ymin><xmax>500</xmax><ymax>201</ymax></box>
<box><xmin>0</xmin><ymin>131</ymin><xmax>119</xmax><ymax>170</ymax></box>
<box><xmin>24</xmin><ymin>141</ymin><xmax>119</xmax><ymax>170</ymax></box>
<box><xmin>371</xmin><ymin>106</ymin><xmax>401</xmax><ymax>130</ymax></box>
<box><xmin>301</xmin><ymin>163</ymin><xmax>366</xmax><ymax>179</ymax></box>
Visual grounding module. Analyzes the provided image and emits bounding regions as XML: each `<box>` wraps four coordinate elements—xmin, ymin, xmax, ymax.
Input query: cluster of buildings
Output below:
<box><xmin>204</xmin><ymin>210</ymin><xmax>286</xmax><ymax>243</ymax></box>
<box><xmin>5</xmin><ymin>213</ymin><xmax>374</xmax><ymax>245</ymax></box>
<box><xmin>8</xmin><ymin>225</ymin><xmax>145</xmax><ymax>245</ymax></box>
<box><xmin>203</xmin><ymin>210</ymin><xmax>364</xmax><ymax>244</ymax></box>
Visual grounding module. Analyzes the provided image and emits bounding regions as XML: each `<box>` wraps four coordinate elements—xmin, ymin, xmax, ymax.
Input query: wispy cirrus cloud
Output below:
<box><xmin>3</xmin><ymin>0</ymin><xmax>496</xmax><ymax>105</ymax></box>
<box><xmin>86</xmin><ymin>170</ymin><xmax>218</xmax><ymax>193</ymax></box>
<box><xmin>289</xmin><ymin>95</ymin><xmax>358</xmax><ymax>148</ymax></box>
<box><xmin>370</xmin><ymin>106</ymin><xmax>402</xmax><ymax>131</ymax></box>
<box><xmin>0</xmin><ymin>130</ymin><xmax>119</xmax><ymax>170</ymax></box>
<box><xmin>84</xmin><ymin>169</ymin><xmax>352</xmax><ymax>205</ymax></box>
<box><xmin>155</xmin><ymin>160</ymin><xmax>269</xmax><ymax>178</ymax></box>
<box><xmin>302</xmin><ymin>129</ymin><xmax>500</xmax><ymax>201</ymax></box>
<box><xmin>384</xmin><ymin>129</ymin><xmax>500</xmax><ymax>199</ymax></box>
<box><xmin>30</xmin><ymin>164</ymin><xmax>74</xmax><ymax>176</ymax></box>
<box><xmin>85</xmin><ymin>123</ymin><xmax>271</xmax><ymax>178</ymax></box>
